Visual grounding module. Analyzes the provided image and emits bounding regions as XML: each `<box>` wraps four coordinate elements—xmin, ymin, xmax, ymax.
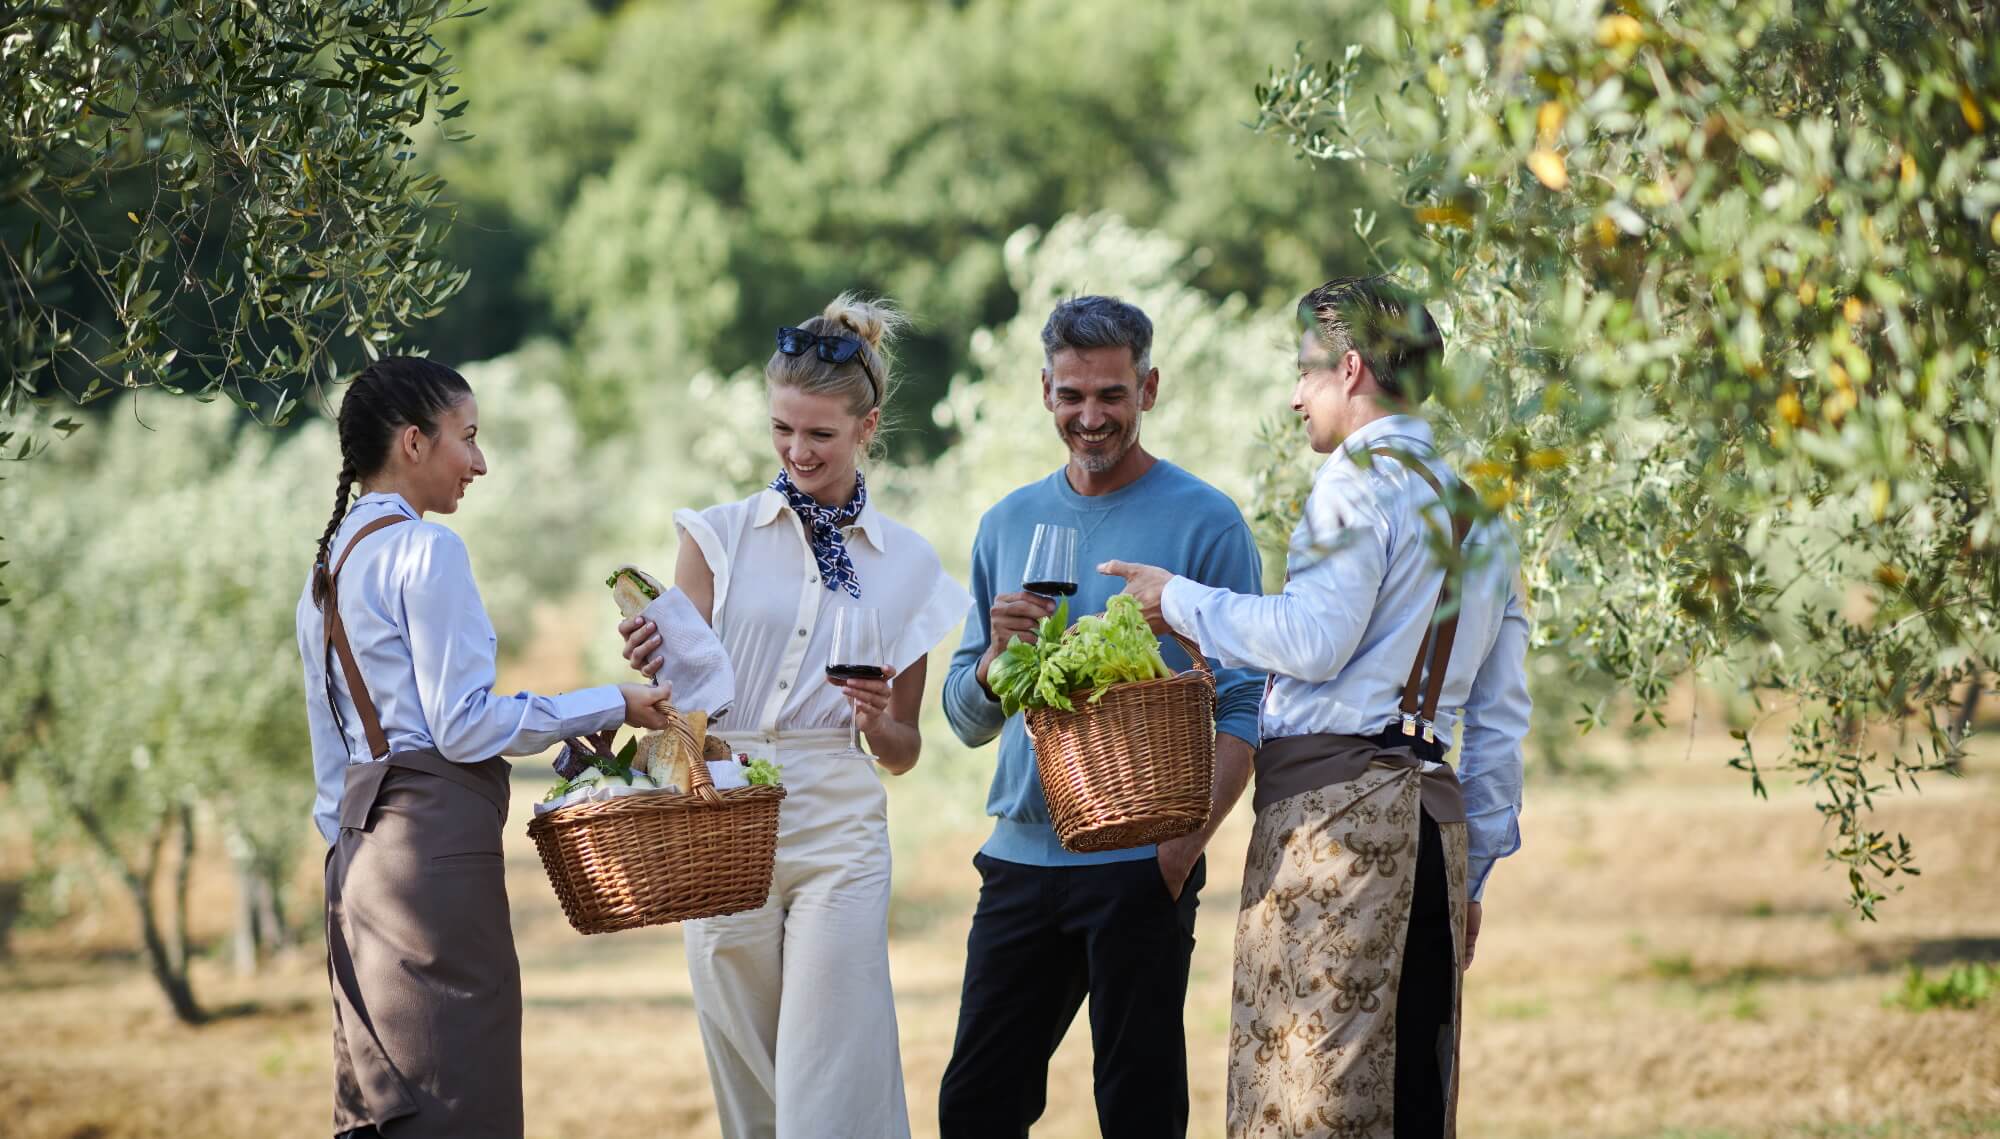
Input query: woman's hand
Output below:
<box><xmin>618</xmin><ymin>681</ymin><xmax>676</xmax><ymax>729</ymax></box>
<box><xmin>829</xmin><ymin>664</ymin><xmax>899</xmax><ymax>739</ymax></box>
<box><xmin>619</xmin><ymin>614</ymin><xmax>663</xmax><ymax>679</ymax></box>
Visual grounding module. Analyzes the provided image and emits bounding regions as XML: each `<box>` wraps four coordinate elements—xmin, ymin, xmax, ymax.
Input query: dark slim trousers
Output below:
<box><xmin>938</xmin><ymin>851</ymin><xmax>1206</xmax><ymax>1139</ymax></box>
<box><xmin>1394</xmin><ymin>810</ymin><xmax>1456</xmax><ymax>1139</ymax></box>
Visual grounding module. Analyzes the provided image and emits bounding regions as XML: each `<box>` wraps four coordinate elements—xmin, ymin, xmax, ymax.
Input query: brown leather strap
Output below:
<box><xmin>1369</xmin><ymin>447</ymin><xmax>1473</xmax><ymax>738</ymax></box>
<box><xmin>319</xmin><ymin>514</ymin><xmax>413</xmax><ymax>760</ymax></box>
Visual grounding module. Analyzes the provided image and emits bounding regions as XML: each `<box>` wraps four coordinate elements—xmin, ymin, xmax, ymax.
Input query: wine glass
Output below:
<box><xmin>1022</xmin><ymin>523</ymin><xmax>1079</xmax><ymax>599</ymax></box>
<box><xmin>826</xmin><ymin>607</ymin><xmax>887</xmax><ymax>751</ymax></box>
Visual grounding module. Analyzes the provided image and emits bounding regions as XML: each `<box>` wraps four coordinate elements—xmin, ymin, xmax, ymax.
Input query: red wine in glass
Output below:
<box><xmin>825</xmin><ymin>663</ymin><xmax>889</xmax><ymax>681</ymax></box>
<box><xmin>826</xmin><ymin>607</ymin><xmax>887</xmax><ymax>751</ymax></box>
<box><xmin>1024</xmin><ymin>524</ymin><xmax>1079</xmax><ymax>600</ymax></box>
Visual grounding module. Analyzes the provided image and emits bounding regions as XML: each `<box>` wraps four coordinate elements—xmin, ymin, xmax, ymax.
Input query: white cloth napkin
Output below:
<box><xmin>640</xmin><ymin>587</ymin><xmax>736</xmax><ymax>722</ymax></box>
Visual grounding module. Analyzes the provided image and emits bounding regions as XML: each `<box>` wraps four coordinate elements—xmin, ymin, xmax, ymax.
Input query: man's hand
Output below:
<box><xmin>975</xmin><ymin>591</ymin><xmax>1057</xmax><ymax>694</ymax></box>
<box><xmin>1156</xmin><ymin>831</ymin><xmax>1203</xmax><ymax>901</ymax></box>
<box><xmin>1463</xmin><ymin>900</ymin><xmax>1483</xmax><ymax>971</ymax></box>
<box><xmin>1098</xmin><ymin>560</ymin><xmax>1173</xmax><ymax>634</ymax></box>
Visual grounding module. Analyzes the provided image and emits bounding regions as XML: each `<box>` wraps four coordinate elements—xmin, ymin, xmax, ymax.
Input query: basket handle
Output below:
<box><xmin>677</xmin><ymin>718</ymin><xmax>724</xmax><ymax>804</ymax></box>
<box><xmin>1169</xmin><ymin>631</ymin><xmax>1214</xmax><ymax>685</ymax></box>
<box><xmin>644</xmin><ymin>715</ymin><xmax>716</xmax><ymax>803</ymax></box>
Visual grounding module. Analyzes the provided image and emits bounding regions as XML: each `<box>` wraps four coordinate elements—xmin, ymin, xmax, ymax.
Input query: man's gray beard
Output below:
<box><xmin>1061</xmin><ymin>422</ymin><xmax>1138</xmax><ymax>474</ymax></box>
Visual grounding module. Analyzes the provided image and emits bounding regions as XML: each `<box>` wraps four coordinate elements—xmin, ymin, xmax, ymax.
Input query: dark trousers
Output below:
<box><xmin>938</xmin><ymin>851</ymin><xmax>1206</xmax><ymax>1139</ymax></box>
<box><xmin>1394</xmin><ymin>810</ymin><xmax>1456</xmax><ymax>1139</ymax></box>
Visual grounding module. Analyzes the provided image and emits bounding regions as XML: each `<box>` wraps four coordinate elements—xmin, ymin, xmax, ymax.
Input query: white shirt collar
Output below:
<box><xmin>1337</xmin><ymin>413</ymin><xmax>1435</xmax><ymax>465</ymax></box>
<box><xmin>753</xmin><ymin>487</ymin><xmax>889</xmax><ymax>554</ymax></box>
<box><xmin>352</xmin><ymin>491</ymin><xmax>420</xmax><ymax>520</ymax></box>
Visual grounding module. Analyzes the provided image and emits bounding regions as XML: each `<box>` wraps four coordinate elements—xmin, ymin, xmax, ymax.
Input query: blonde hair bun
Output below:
<box><xmin>821</xmin><ymin>291</ymin><xmax>907</xmax><ymax>354</ymax></box>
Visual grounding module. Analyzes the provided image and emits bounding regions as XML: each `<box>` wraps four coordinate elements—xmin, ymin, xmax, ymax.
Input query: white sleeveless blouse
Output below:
<box><xmin>675</xmin><ymin>489</ymin><xmax>971</xmax><ymax>736</ymax></box>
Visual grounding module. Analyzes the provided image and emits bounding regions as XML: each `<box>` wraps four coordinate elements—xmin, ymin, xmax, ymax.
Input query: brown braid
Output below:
<box><xmin>310</xmin><ymin>466</ymin><xmax>356</xmax><ymax>610</ymax></box>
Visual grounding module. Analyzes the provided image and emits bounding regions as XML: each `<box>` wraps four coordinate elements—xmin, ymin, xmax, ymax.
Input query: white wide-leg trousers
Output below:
<box><xmin>684</xmin><ymin>730</ymin><xmax>910</xmax><ymax>1139</ymax></box>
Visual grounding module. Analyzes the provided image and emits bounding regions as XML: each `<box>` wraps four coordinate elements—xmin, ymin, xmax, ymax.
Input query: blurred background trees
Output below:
<box><xmin>5</xmin><ymin>0</ymin><xmax>1994</xmax><ymax>1023</ymax></box>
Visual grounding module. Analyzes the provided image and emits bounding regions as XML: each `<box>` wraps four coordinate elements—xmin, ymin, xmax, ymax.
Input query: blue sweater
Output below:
<box><xmin>943</xmin><ymin>460</ymin><xmax>1265</xmax><ymax>866</ymax></box>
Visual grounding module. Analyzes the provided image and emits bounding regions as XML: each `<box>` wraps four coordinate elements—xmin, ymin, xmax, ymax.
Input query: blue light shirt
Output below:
<box><xmin>1161</xmin><ymin>416</ymin><xmax>1530</xmax><ymax>899</ymax></box>
<box><xmin>943</xmin><ymin>461</ymin><xmax>1265</xmax><ymax>867</ymax></box>
<box><xmin>295</xmin><ymin>493</ymin><xmax>625</xmax><ymax>844</ymax></box>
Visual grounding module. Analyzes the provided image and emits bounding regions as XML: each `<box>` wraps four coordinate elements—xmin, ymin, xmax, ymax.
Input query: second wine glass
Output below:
<box><xmin>1023</xmin><ymin>523</ymin><xmax>1079</xmax><ymax>598</ymax></box>
<box><xmin>826</xmin><ymin>607</ymin><xmax>887</xmax><ymax>751</ymax></box>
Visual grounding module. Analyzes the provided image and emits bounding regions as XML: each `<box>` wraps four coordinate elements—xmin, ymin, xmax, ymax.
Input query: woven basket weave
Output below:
<box><xmin>1025</xmin><ymin>633</ymin><xmax>1216</xmax><ymax>853</ymax></box>
<box><xmin>527</xmin><ymin>713</ymin><xmax>785</xmax><ymax>934</ymax></box>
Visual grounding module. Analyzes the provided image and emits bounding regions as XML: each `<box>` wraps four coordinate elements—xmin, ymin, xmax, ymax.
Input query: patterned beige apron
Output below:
<box><xmin>1227</xmin><ymin>448</ymin><xmax>1474</xmax><ymax>1139</ymax></box>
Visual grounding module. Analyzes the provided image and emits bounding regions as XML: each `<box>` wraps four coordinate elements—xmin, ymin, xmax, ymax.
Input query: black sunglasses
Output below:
<box><xmin>775</xmin><ymin>326</ymin><xmax>881</xmax><ymax>406</ymax></box>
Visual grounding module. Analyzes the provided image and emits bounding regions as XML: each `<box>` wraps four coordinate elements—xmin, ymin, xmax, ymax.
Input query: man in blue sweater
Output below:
<box><xmin>938</xmin><ymin>295</ymin><xmax>1264</xmax><ymax>1139</ymax></box>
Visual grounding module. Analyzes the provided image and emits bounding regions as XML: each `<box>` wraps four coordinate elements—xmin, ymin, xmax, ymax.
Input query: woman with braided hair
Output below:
<box><xmin>616</xmin><ymin>294</ymin><xmax>970</xmax><ymax>1137</ymax></box>
<box><xmin>296</xmin><ymin>355</ymin><xmax>678</xmax><ymax>1138</ymax></box>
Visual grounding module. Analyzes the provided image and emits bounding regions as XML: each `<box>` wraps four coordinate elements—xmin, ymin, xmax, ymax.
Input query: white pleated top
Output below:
<box><xmin>675</xmin><ymin>488</ymin><xmax>972</xmax><ymax>738</ymax></box>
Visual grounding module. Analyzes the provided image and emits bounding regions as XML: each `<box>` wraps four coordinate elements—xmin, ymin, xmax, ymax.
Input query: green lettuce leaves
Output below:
<box><xmin>987</xmin><ymin>595</ymin><xmax>1173</xmax><ymax>717</ymax></box>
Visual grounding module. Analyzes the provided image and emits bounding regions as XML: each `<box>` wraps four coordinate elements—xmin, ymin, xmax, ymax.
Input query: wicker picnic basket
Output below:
<box><xmin>527</xmin><ymin>713</ymin><xmax>786</xmax><ymax>934</ymax></box>
<box><xmin>1025</xmin><ymin>632</ymin><xmax>1216</xmax><ymax>853</ymax></box>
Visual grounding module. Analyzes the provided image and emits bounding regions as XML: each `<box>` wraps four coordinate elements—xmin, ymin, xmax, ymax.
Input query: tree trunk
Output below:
<box><xmin>1946</xmin><ymin>676</ymin><xmax>1981</xmax><ymax>775</ymax></box>
<box><xmin>72</xmin><ymin>802</ymin><xmax>206</xmax><ymax>1025</ymax></box>
<box><xmin>256</xmin><ymin>864</ymin><xmax>291</xmax><ymax>951</ymax></box>
<box><xmin>233</xmin><ymin>855</ymin><xmax>261</xmax><ymax>976</ymax></box>
<box><xmin>168</xmin><ymin>801</ymin><xmax>195</xmax><ymax>976</ymax></box>
<box><xmin>134</xmin><ymin>871</ymin><xmax>207</xmax><ymax>1026</ymax></box>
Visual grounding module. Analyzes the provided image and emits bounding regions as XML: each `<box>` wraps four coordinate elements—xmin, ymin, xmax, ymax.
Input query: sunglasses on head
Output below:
<box><xmin>776</xmin><ymin>326</ymin><xmax>881</xmax><ymax>406</ymax></box>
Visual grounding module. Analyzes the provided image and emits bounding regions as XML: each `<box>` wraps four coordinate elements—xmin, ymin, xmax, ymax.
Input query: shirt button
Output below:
<box><xmin>797</xmin><ymin>628</ymin><xmax>808</xmax><ymax>637</ymax></box>
<box><xmin>778</xmin><ymin>680</ymin><xmax>790</xmax><ymax>691</ymax></box>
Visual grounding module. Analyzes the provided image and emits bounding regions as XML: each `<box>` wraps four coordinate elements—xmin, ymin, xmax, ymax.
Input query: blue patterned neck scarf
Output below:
<box><xmin>772</xmin><ymin>470</ymin><xmax>867</xmax><ymax>598</ymax></box>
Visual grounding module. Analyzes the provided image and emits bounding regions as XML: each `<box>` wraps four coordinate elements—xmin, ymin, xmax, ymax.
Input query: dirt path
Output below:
<box><xmin>2</xmin><ymin>748</ymin><xmax>1996</xmax><ymax>1138</ymax></box>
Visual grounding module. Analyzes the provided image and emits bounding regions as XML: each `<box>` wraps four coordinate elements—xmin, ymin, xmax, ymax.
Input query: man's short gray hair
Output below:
<box><xmin>1040</xmin><ymin>295</ymin><xmax>1153</xmax><ymax>378</ymax></box>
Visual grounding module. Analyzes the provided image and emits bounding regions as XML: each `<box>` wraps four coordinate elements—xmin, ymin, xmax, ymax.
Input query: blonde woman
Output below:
<box><xmin>620</xmin><ymin>295</ymin><xmax>970</xmax><ymax>1138</ymax></box>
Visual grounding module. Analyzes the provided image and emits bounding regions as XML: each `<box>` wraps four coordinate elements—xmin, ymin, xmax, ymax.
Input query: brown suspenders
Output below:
<box><xmin>317</xmin><ymin>514</ymin><xmax>412</xmax><ymax>760</ymax></box>
<box><xmin>1368</xmin><ymin>447</ymin><xmax>1474</xmax><ymax>743</ymax></box>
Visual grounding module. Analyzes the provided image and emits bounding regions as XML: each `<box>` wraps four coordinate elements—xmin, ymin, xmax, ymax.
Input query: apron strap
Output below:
<box><xmin>317</xmin><ymin>514</ymin><xmax>413</xmax><ymax>761</ymax></box>
<box><xmin>1369</xmin><ymin>447</ymin><xmax>1473</xmax><ymax>740</ymax></box>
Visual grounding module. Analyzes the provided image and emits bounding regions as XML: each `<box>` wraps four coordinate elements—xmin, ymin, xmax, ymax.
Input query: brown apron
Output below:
<box><xmin>1227</xmin><ymin>449</ymin><xmax>1474</xmax><ymax>1139</ymax></box>
<box><xmin>317</xmin><ymin>515</ymin><xmax>523</xmax><ymax>1138</ymax></box>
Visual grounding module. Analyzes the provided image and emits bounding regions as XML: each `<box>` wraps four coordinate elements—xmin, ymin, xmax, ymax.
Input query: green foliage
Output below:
<box><xmin>1256</xmin><ymin>0</ymin><xmax>2000</xmax><ymax>914</ymax></box>
<box><xmin>419</xmin><ymin>0</ymin><xmax>1375</xmax><ymax>442</ymax></box>
<box><xmin>1889</xmin><ymin>961</ymin><xmax>1998</xmax><ymax>1011</ymax></box>
<box><xmin>1</xmin><ymin>1</ymin><xmax>477</xmax><ymax>435</ymax></box>
<box><xmin>987</xmin><ymin>598</ymin><xmax>1072</xmax><ymax>717</ymax></box>
<box><xmin>989</xmin><ymin>596</ymin><xmax>1177</xmax><ymax>715</ymax></box>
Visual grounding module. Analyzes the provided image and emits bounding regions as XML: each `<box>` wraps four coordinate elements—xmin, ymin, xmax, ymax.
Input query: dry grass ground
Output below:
<box><xmin>3</xmin><ymin>685</ymin><xmax>1997</xmax><ymax>1138</ymax></box>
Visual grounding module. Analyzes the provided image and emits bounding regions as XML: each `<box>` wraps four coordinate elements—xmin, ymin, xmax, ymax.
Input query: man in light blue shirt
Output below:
<box><xmin>1106</xmin><ymin>276</ymin><xmax>1529</xmax><ymax>1138</ymax></box>
<box><xmin>937</xmin><ymin>296</ymin><xmax>1264</xmax><ymax>1139</ymax></box>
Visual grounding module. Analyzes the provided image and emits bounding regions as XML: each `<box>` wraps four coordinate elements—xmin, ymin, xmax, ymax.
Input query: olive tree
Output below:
<box><xmin>1257</xmin><ymin>0</ymin><xmax>1999</xmax><ymax>913</ymax></box>
<box><xmin>1</xmin><ymin>0</ymin><xmax>475</xmax><ymax>461</ymax></box>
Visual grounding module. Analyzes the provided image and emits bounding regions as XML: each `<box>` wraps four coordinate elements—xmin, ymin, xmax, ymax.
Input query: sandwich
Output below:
<box><xmin>607</xmin><ymin>565</ymin><xmax>666</xmax><ymax>620</ymax></box>
<box><xmin>609</xmin><ymin>563</ymin><xmax>681</xmax><ymax>783</ymax></box>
